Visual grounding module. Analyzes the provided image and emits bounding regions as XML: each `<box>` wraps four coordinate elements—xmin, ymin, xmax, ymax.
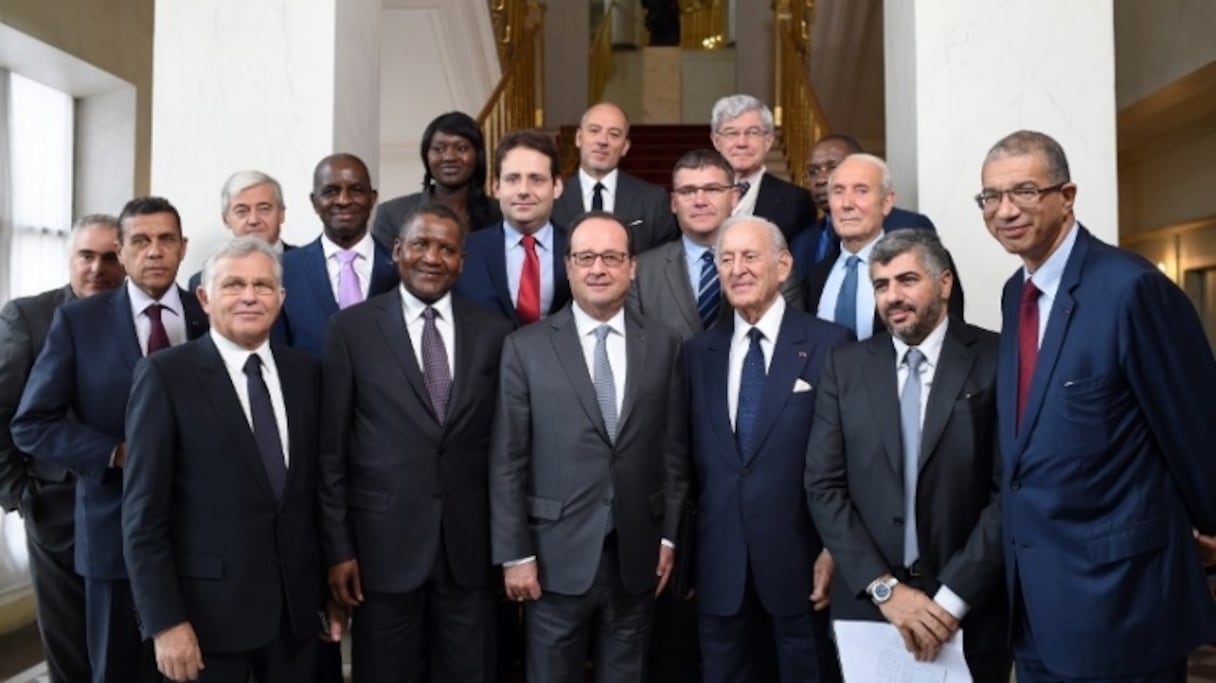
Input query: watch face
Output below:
<box><xmin>874</xmin><ymin>583</ymin><xmax>892</xmax><ymax>601</ymax></box>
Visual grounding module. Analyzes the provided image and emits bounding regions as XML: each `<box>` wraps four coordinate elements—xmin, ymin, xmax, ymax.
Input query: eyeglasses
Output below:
<box><xmin>974</xmin><ymin>183</ymin><xmax>1066</xmax><ymax>211</ymax></box>
<box><xmin>569</xmin><ymin>251</ymin><xmax>630</xmax><ymax>268</ymax></box>
<box><xmin>715</xmin><ymin>127</ymin><xmax>771</xmax><ymax>141</ymax></box>
<box><xmin>672</xmin><ymin>184</ymin><xmax>735</xmax><ymax>199</ymax></box>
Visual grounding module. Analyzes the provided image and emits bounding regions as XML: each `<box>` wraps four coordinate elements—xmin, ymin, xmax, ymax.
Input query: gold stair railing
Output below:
<box><xmin>772</xmin><ymin>0</ymin><xmax>830</xmax><ymax>189</ymax></box>
<box><xmin>588</xmin><ymin>1</ymin><xmax>621</xmax><ymax>104</ymax></box>
<box><xmin>679</xmin><ymin>0</ymin><xmax>728</xmax><ymax>50</ymax></box>
<box><xmin>480</xmin><ymin>0</ymin><xmax>547</xmax><ymax>183</ymax></box>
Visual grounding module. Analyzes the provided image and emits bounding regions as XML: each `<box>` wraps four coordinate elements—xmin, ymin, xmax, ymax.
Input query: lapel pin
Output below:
<box><xmin>797</xmin><ymin>350</ymin><xmax>808</xmax><ymax>358</ymax></box>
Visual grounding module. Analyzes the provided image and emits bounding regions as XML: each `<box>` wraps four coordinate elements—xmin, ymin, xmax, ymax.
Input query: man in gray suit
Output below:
<box><xmin>631</xmin><ymin>149</ymin><xmax>803</xmax><ymax>339</ymax></box>
<box><xmin>805</xmin><ymin>229</ymin><xmax>1010</xmax><ymax>682</ymax></box>
<box><xmin>490</xmin><ymin>212</ymin><xmax>691</xmax><ymax>682</ymax></box>
<box><xmin>0</xmin><ymin>214</ymin><xmax>125</xmax><ymax>683</ymax></box>
<box><xmin>552</xmin><ymin>102</ymin><xmax>678</xmax><ymax>253</ymax></box>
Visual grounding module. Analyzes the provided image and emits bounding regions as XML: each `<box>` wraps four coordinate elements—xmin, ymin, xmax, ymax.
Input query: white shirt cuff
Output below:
<box><xmin>661</xmin><ymin>538</ymin><xmax>675</xmax><ymax>550</ymax></box>
<box><xmin>503</xmin><ymin>556</ymin><xmax>536</xmax><ymax>568</ymax></box>
<box><xmin>933</xmin><ymin>584</ymin><xmax>970</xmax><ymax>620</ymax></box>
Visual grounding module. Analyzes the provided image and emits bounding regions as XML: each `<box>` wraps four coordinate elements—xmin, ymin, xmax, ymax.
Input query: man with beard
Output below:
<box><xmin>805</xmin><ymin>229</ymin><xmax>1010</xmax><ymax>681</ymax></box>
<box><xmin>273</xmin><ymin>154</ymin><xmax>399</xmax><ymax>356</ymax></box>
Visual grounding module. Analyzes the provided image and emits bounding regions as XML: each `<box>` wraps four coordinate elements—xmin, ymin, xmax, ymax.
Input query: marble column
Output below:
<box><xmin>150</xmin><ymin>0</ymin><xmax>382</xmax><ymax>278</ymax></box>
<box><xmin>884</xmin><ymin>0</ymin><xmax>1118</xmax><ymax>330</ymax></box>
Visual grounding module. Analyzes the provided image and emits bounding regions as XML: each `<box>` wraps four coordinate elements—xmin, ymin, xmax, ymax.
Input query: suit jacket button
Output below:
<box><xmin>1011</xmin><ymin>479</ymin><xmax>1022</xmax><ymax>491</ymax></box>
<box><xmin>893</xmin><ymin>517</ymin><xmax>903</xmax><ymax>527</ymax></box>
<box><xmin>740</xmin><ymin>467</ymin><xmax>749</xmax><ymax>477</ymax></box>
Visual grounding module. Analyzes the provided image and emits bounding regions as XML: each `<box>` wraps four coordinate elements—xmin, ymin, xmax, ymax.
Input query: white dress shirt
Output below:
<box><xmin>1022</xmin><ymin>220</ymin><xmax>1079</xmax><ymax>347</ymax></box>
<box><xmin>731</xmin><ymin>167</ymin><xmax>766</xmax><ymax>218</ymax></box>
<box><xmin>727</xmin><ymin>295</ymin><xmax>785</xmax><ymax>429</ymax></box>
<box><xmin>570</xmin><ymin>303</ymin><xmax>627</xmax><ymax>416</ymax></box>
<box><xmin>321</xmin><ymin>231</ymin><xmax>375</xmax><ymax>303</ymax></box>
<box><xmin>815</xmin><ymin>234</ymin><xmax>880</xmax><ymax>340</ymax></box>
<box><xmin>209</xmin><ymin>329</ymin><xmax>291</xmax><ymax>466</ymax></box>
<box><xmin>503</xmin><ymin>221</ymin><xmax>556</xmax><ymax>318</ymax></box>
<box><xmin>127</xmin><ymin>280</ymin><xmax>187</xmax><ymax>355</ymax></box>
<box><xmin>579</xmin><ymin>168</ymin><xmax>618</xmax><ymax>214</ymax></box>
<box><xmin>399</xmin><ymin>285</ymin><xmax>456</xmax><ymax>379</ymax></box>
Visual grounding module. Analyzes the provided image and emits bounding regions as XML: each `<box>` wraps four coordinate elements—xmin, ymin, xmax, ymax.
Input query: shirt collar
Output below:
<box><xmin>209</xmin><ymin>327</ymin><xmax>274</xmax><ymax>377</ymax></box>
<box><xmin>579</xmin><ymin>168</ymin><xmax>618</xmax><ymax>197</ymax></box>
<box><xmin>127</xmin><ymin>279</ymin><xmax>184</xmax><ymax>317</ymax></box>
<box><xmin>732</xmin><ymin>294</ymin><xmax>785</xmax><ymax>346</ymax></box>
<box><xmin>839</xmin><ymin>231</ymin><xmax>882</xmax><ymax>262</ymax></box>
<box><xmin>742</xmin><ymin>167</ymin><xmax>766</xmax><ymax>188</ymax></box>
<box><xmin>398</xmin><ymin>284</ymin><xmax>454</xmax><ymax>324</ymax></box>
<box><xmin>890</xmin><ymin>314</ymin><xmax>949</xmax><ymax>369</ymax></box>
<box><xmin>571</xmin><ymin>302</ymin><xmax>626</xmax><ymax>339</ymax></box>
<box><xmin>1023</xmin><ymin>220</ymin><xmax>1079</xmax><ymax>300</ymax></box>
<box><xmin>682</xmin><ymin>234</ymin><xmax>714</xmax><ymax>260</ymax></box>
<box><xmin>321</xmin><ymin>230</ymin><xmax>375</xmax><ymax>261</ymax></box>
<box><xmin>503</xmin><ymin>221</ymin><xmax>554</xmax><ymax>250</ymax></box>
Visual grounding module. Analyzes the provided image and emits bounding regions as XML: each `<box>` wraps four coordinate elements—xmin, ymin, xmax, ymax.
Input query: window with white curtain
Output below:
<box><xmin>6</xmin><ymin>73</ymin><xmax>75</xmax><ymax>299</ymax></box>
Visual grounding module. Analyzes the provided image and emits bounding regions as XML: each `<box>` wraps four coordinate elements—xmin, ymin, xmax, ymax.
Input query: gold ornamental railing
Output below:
<box><xmin>679</xmin><ymin>0</ymin><xmax>728</xmax><ymax>50</ymax></box>
<box><xmin>589</xmin><ymin>2</ymin><xmax>619</xmax><ymax>104</ymax></box>
<box><xmin>480</xmin><ymin>0</ymin><xmax>546</xmax><ymax>180</ymax></box>
<box><xmin>772</xmin><ymin>0</ymin><xmax>830</xmax><ymax>188</ymax></box>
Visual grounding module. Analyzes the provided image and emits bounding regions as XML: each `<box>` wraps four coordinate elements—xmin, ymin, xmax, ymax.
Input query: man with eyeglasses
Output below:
<box><xmin>490</xmin><ymin>212</ymin><xmax>690</xmax><ymax>682</ymax></box>
<box><xmin>710</xmin><ymin>94</ymin><xmax>814</xmax><ymax>244</ymax></box>
<box><xmin>981</xmin><ymin>130</ymin><xmax>1216</xmax><ymax>682</ymax></box>
<box><xmin>552</xmin><ymin>102</ymin><xmax>678</xmax><ymax>254</ymax></box>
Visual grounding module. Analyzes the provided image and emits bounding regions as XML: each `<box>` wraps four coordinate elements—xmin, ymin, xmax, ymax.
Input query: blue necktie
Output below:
<box><xmin>814</xmin><ymin>214</ymin><xmax>835</xmax><ymax>264</ymax></box>
<box><xmin>834</xmin><ymin>254</ymin><xmax>859</xmax><ymax>335</ymax></box>
<box><xmin>696</xmin><ymin>249</ymin><xmax>720</xmax><ymax>330</ymax></box>
<box><xmin>735</xmin><ymin>327</ymin><xmax>765</xmax><ymax>456</ymax></box>
<box><xmin>243</xmin><ymin>354</ymin><xmax>287</xmax><ymax>499</ymax></box>
<box><xmin>900</xmin><ymin>348</ymin><xmax>924</xmax><ymax>566</ymax></box>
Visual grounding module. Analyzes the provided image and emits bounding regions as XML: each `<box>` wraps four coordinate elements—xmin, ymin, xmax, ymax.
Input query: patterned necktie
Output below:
<box><xmin>517</xmin><ymin>235</ymin><xmax>541</xmax><ymax>324</ymax></box>
<box><xmin>335</xmin><ymin>249</ymin><xmax>363</xmax><ymax>309</ymax></box>
<box><xmin>737</xmin><ymin>180</ymin><xmax>751</xmax><ymax>197</ymax></box>
<box><xmin>1017</xmin><ymin>280</ymin><xmax>1041</xmax><ymax>429</ymax></box>
<box><xmin>243</xmin><ymin>354</ymin><xmax>287</xmax><ymax>499</ymax></box>
<box><xmin>592</xmin><ymin>182</ymin><xmax>605</xmax><ymax>212</ymax></box>
<box><xmin>834</xmin><ymin>254</ymin><xmax>859</xmax><ymax>335</ymax></box>
<box><xmin>144</xmin><ymin>304</ymin><xmax>171</xmax><ymax>354</ymax></box>
<box><xmin>696</xmin><ymin>249</ymin><xmax>720</xmax><ymax>330</ymax></box>
<box><xmin>814</xmin><ymin>214</ymin><xmax>835</xmax><ymax>264</ymax></box>
<box><xmin>421</xmin><ymin>306</ymin><xmax>452</xmax><ymax>424</ymax></box>
<box><xmin>735</xmin><ymin>327</ymin><xmax>765</xmax><ymax>456</ymax></box>
<box><xmin>900</xmin><ymin>347</ymin><xmax>924</xmax><ymax>566</ymax></box>
<box><xmin>592</xmin><ymin>325</ymin><xmax>618</xmax><ymax>443</ymax></box>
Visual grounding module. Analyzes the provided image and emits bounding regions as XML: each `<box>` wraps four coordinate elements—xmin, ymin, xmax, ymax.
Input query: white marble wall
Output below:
<box><xmin>75</xmin><ymin>86</ymin><xmax>136</xmax><ymax>216</ymax></box>
<box><xmin>884</xmin><ymin>0</ymin><xmax>1118</xmax><ymax>331</ymax></box>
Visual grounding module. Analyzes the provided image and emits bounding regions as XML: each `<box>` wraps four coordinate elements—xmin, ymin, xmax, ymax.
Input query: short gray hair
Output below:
<box><xmin>983</xmin><ymin>130</ymin><xmax>1070</xmax><ymax>185</ymax></box>
<box><xmin>870</xmin><ymin>229</ymin><xmax>952</xmax><ymax>280</ymax></box>
<box><xmin>716</xmin><ymin>215</ymin><xmax>788</xmax><ymax>254</ymax></box>
<box><xmin>220</xmin><ymin>170</ymin><xmax>285</xmax><ymax>214</ymax></box>
<box><xmin>830</xmin><ymin>153</ymin><xmax>894</xmax><ymax>196</ymax></box>
<box><xmin>200</xmin><ymin>237</ymin><xmax>282</xmax><ymax>293</ymax></box>
<box><xmin>73</xmin><ymin>214</ymin><xmax>120</xmax><ymax>233</ymax></box>
<box><xmin>711</xmin><ymin>94</ymin><xmax>775</xmax><ymax>133</ymax></box>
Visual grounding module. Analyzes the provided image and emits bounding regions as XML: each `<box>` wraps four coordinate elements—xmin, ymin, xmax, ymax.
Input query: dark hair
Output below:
<box><xmin>312</xmin><ymin>153</ymin><xmax>373</xmax><ymax>190</ymax></box>
<box><xmin>494</xmin><ymin>130</ymin><xmax>561</xmax><ymax>181</ymax></box>
<box><xmin>419</xmin><ymin>112</ymin><xmax>495</xmax><ymax>230</ymax></box>
<box><xmin>815</xmin><ymin>134</ymin><xmax>864</xmax><ymax>154</ymax></box>
<box><xmin>399</xmin><ymin>202</ymin><xmax>469</xmax><ymax>243</ymax></box>
<box><xmin>670</xmin><ymin>149</ymin><xmax>734</xmax><ymax>187</ymax></box>
<box><xmin>870</xmin><ymin>228</ymin><xmax>953</xmax><ymax>279</ymax></box>
<box><xmin>565</xmin><ymin>211</ymin><xmax>636</xmax><ymax>257</ymax></box>
<box><xmin>117</xmin><ymin>196</ymin><xmax>181</xmax><ymax>241</ymax></box>
<box><xmin>984</xmin><ymin>130</ymin><xmax>1071</xmax><ymax>184</ymax></box>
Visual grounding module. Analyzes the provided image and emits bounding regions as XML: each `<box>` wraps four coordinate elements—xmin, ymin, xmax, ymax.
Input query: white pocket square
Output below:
<box><xmin>793</xmin><ymin>378</ymin><xmax>813</xmax><ymax>393</ymax></box>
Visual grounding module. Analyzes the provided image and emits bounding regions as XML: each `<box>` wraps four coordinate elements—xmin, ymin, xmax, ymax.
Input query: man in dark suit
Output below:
<box><xmin>122</xmin><ymin>237</ymin><xmax>341</xmax><ymax>682</ymax></box>
<box><xmin>490</xmin><ymin>212</ymin><xmax>690</xmax><ymax>682</ymax></box>
<box><xmin>683</xmin><ymin>215</ymin><xmax>850</xmax><ymax>683</ymax></box>
<box><xmin>710</xmin><ymin>94</ymin><xmax>814</xmax><ymax>243</ymax></box>
<box><xmin>187</xmin><ymin>170</ymin><xmax>297</xmax><ymax>291</ymax></box>
<box><xmin>805</xmin><ymin>229</ymin><xmax>1010</xmax><ymax>682</ymax></box>
<box><xmin>982</xmin><ymin>130</ymin><xmax>1216</xmax><ymax>682</ymax></box>
<box><xmin>456</xmin><ymin>130</ymin><xmax>572</xmax><ymax>328</ymax></box>
<box><xmin>552</xmin><ymin>102</ymin><xmax>678</xmax><ymax>253</ymax></box>
<box><xmin>803</xmin><ymin>154</ymin><xmax>963</xmax><ymax>341</ymax></box>
<box><xmin>0</xmin><ymin>214</ymin><xmax>124</xmax><ymax>683</ymax></box>
<box><xmin>12</xmin><ymin>196</ymin><xmax>208</xmax><ymax>683</ymax></box>
<box><xmin>273</xmin><ymin>154</ymin><xmax>398</xmax><ymax>356</ymax></box>
<box><xmin>321</xmin><ymin>204</ymin><xmax>512</xmax><ymax>682</ymax></box>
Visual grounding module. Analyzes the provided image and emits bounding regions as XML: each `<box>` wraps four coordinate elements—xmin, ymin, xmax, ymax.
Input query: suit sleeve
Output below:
<box><xmin>648</xmin><ymin>193</ymin><xmax>679</xmax><ymax>251</ymax></box>
<box><xmin>122</xmin><ymin>357</ymin><xmax>188</xmax><ymax>638</ymax></box>
<box><xmin>0</xmin><ymin>301</ymin><xmax>34</xmax><ymax>511</ymax></box>
<box><xmin>11</xmin><ymin>307</ymin><xmax>118</xmax><ymax>483</ymax></box>
<box><xmin>780</xmin><ymin>271</ymin><xmax>806</xmax><ymax>313</ymax></box>
<box><xmin>489</xmin><ymin>334</ymin><xmax>535</xmax><ymax>564</ymax></box>
<box><xmin>317</xmin><ymin>319</ymin><xmax>357</xmax><ymax>566</ymax></box>
<box><xmin>662</xmin><ymin>339</ymin><xmax>691</xmax><ymax>541</ymax></box>
<box><xmin>804</xmin><ymin>347</ymin><xmax>892</xmax><ymax>596</ymax></box>
<box><xmin>1121</xmin><ymin>271</ymin><xmax>1216</xmax><ymax>533</ymax></box>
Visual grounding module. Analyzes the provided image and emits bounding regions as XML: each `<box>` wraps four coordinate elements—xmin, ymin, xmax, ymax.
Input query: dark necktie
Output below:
<box><xmin>144</xmin><ymin>304</ymin><xmax>171</xmax><ymax>354</ymax></box>
<box><xmin>592</xmin><ymin>325</ymin><xmax>618</xmax><ymax>443</ymax></box>
<box><xmin>814</xmin><ymin>214</ymin><xmax>835</xmax><ymax>264</ymax></box>
<box><xmin>592</xmin><ymin>182</ymin><xmax>605</xmax><ymax>212</ymax></box>
<box><xmin>900</xmin><ymin>348</ymin><xmax>924</xmax><ymax>565</ymax></box>
<box><xmin>242</xmin><ymin>354</ymin><xmax>287</xmax><ymax>499</ymax></box>
<box><xmin>421</xmin><ymin>306</ymin><xmax>452</xmax><ymax>424</ymax></box>
<box><xmin>834</xmin><ymin>254</ymin><xmax>859</xmax><ymax>335</ymax></box>
<box><xmin>516</xmin><ymin>234</ymin><xmax>541</xmax><ymax>324</ymax></box>
<box><xmin>1017</xmin><ymin>280</ymin><xmax>1041</xmax><ymax>429</ymax></box>
<box><xmin>735</xmin><ymin>327</ymin><xmax>765</xmax><ymax>456</ymax></box>
<box><xmin>696</xmin><ymin>249</ymin><xmax>720</xmax><ymax>330</ymax></box>
<box><xmin>737</xmin><ymin>180</ymin><xmax>751</xmax><ymax>197</ymax></box>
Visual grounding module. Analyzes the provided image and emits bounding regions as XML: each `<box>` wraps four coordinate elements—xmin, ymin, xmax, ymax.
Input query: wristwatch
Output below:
<box><xmin>869</xmin><ymin>576</ymin><xmax>900</xmax><ymax>606</ymax></box>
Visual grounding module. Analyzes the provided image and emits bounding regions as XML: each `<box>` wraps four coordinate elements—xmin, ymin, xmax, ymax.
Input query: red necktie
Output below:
<box><xmin>1016</xmin><ymin>280</ymin><xmax>1041</xmax><ymax>429</ymax></box>
<box><xmin>145</xmin><ymin>304</ymin><xmax>171</xmax><ymax>355</ymax></box>
<box><xmin>516</xmin><ymin>235</ymin><xmax>541</xmax><ymax>324</ymax></box>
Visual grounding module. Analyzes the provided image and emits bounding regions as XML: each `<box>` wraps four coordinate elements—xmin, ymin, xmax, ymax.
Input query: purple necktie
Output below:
<box><xmin>144</xmin><ymin>304</ymin><xmax>171</xmax><ymax>354</ymax></box>
<box><xmin>336</xmin><ymin>249</ymin><xmax>363</xmax><ymax>309</ymax></box>
<box><xmin>421</xmin><ymin>307</ymin><xmax>452</xmax><ymax>424</ymax></box>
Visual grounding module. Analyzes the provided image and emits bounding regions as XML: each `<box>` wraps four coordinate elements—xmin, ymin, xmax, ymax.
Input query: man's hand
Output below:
<box><xmin>655</xmin><ymin>545</ymin><xmax>675</xmax><ymax>596</ymax></box>
<box><xmin>504</xmin><ymin>561</ymin><xmax>542</xmax><ymax>602</ymax></box>
<box><xmin>320</xmin><ymin>600</ymin><xmax>348</xmax><ymax>643</ymax></box>
<box><xmin>809</xmin><ymin>549</ymin><xmax>833</xmax><ymax>611</ymax></box>
<box><xmin>1194</xmin><ymin>530</ymin><xmax>1216</xmax><ymax>568</ymax></box>
<box><xmin>877</xmin><ymin>585</ymin><xmax>959</xmax><ymax>662</ymax></box>
<box><xmin>153</xmin><ymin>621</ymin><xmax>203</xmax><ymax>681</ymax></box>
<box><xmin>328</xmin><ymin>559</ymin><xmax>363</xmax><ymax>608</ymax></box>
<box><xmin>112</xmin><ymin>442</ymin><xmax>127</xmax><ymax>469</ymax></box>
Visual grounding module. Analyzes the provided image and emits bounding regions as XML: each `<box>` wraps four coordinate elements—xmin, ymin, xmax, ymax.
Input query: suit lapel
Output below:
<box><xmin>179</xmin><ymin>286</ymin><xmax>209</xmax><ymax>340</ymax></box>
<box><xmin>742</xmin><ymin>311</ymin><xmax>807</xmax><ymax>465</ymax></box>
<box><xmin>486</xmin><ymin>224</ymin><xmax>519</xmax><ymax>324</ymax></box>
<box><xmin>549</xmin><ymin>308</ymin><xmax>611</xmax><ymax>445</ymax></box>
<box><xmin>550</xmin><ymin>224</ymin><xmax>571</xmax><ymax>315</ymax></box>
<box><xmin>862</xmin><ymin>335</ymin><xmax>903</xmax><ymax>477</ymax></box>
<box><xmin>703</xmin><ymin>323</ymin><xmax>738</xmax><ymax>465</ymax></box>
<box><xmin>375</xmin><ymin>290</ymin><xmax>437</xmax><ymax>422</ymax></box>
<box><xmin>303</xmin><ymin>241</ymin><xmax>340</xmax><ymax>318</ymax></box>
<box><xmin>274</xmin><ymin>346</ymin><xmax>310</xmax><ymax>499</ymax></box>
<box><xmin>110</xmin><ymin>286</ymin><xmax>143</xmax><ymax>372</ymax></box>
<box><xmin>445</xmin><ymin>297</ymin><xmax>480</xmax><ymax>429</ymax></box>
<box><xmin>616</xmin><ymin>310</ymin><xmax>647</xmax><ymax>433</ymax></box>
<box><xmin>661</xmin><ymin>243</ymin><xmax>701</xmax><ymax>334</ymax></box>
<box><xmin>918</xmin><ymin>321</ymin><xmax>975</xmax><ymax>472</ymax></box>
<box><xmin>369</xmin><ymin>241</ymin><xmax>400</xmax><ymax>296</ymax></box>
